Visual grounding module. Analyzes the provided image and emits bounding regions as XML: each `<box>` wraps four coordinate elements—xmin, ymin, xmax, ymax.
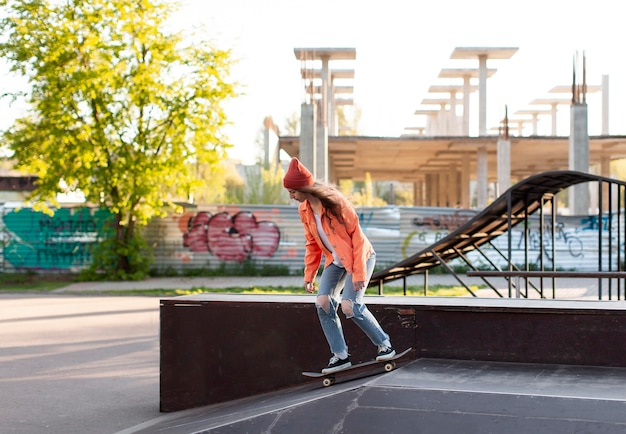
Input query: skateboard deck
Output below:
<box><xmin>302</xmin><ymin>347</ymin><xmax>412</xmax><ymax>387</ymax></box>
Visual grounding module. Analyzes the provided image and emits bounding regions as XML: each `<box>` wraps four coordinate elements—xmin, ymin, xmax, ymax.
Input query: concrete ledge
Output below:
<box><xmin>160</xmin><ymin>294</ymin><xmax>626</xmax><ymax>412</ymax></box>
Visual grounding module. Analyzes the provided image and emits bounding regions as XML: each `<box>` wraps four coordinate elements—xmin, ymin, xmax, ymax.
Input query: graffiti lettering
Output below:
<box><xmin>580</xmin><ymin>215</ymin><xmax>613</xmax><ymax>231</ymax></box>
<box><xmin>183</xmin><ymin>211</ymin><xmax>280</xmax><ymax>262</ymax></box>
<box><xmin>1</xmin><ymin>207</ymin><xmax>111</xmax><ymax>270</ymax></box>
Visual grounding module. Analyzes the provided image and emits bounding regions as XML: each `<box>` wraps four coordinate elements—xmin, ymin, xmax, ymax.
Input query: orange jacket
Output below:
<box><xmin>298</xmin><ymin>196</ymin><xmax>374</xmax><ymax>283</ymax></box>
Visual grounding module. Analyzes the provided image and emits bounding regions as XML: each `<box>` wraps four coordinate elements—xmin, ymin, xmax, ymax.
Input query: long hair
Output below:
<box><xmin>301</xmin><ymin>181</ymin><xmax>355</xmax><ymax>226</ymax></box>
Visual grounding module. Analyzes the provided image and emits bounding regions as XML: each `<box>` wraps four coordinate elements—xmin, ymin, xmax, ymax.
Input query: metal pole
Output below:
<box><xmin>616</xmin><ymin>184</ymin><xmax>626</xmax><ymax>300</ymax></box>
<box><xmin>598</xmin><ymin>181</ymin><xmax>603</xmax><ymax>300</ymax></box>
<box><xmin>507</xmin><ymin>191</ymin><xmax>513</xmax><ymax>298</ymax></box>
<box><xmin>539</xmin><ymin>195</ymin><xmax>545</xmax><ymax>298</ymax></box>
<box><xmin>608</xmin><ymin>180</ymin><xmax>613</xmax><ymax>300</ymax></box>
<box><xmin>551</xmin><ymin>195</ymin><xmax>557</xmax><ymax>299</ymax></box>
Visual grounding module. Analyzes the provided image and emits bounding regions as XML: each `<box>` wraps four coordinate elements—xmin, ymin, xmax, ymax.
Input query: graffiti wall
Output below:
<box><xmin>143</xmin><ymin>205</ymin><xmax>305</xmax><ymax>273</ymax></box>
<box><xmin>0</xmin><ymin>207</ymin><xmax>112</xmax><ymax>272</ymax></box>
<box><xmin>1</xmin><ymin>204</ymin><xmax>623</xmax><ymax>274</ymax></box>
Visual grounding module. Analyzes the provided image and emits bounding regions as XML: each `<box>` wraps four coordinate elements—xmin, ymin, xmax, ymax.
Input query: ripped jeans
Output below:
<box><xmin>315</xmin><ymin>251</ymin><xmax>390</xmax><ymax>356</ymax></box>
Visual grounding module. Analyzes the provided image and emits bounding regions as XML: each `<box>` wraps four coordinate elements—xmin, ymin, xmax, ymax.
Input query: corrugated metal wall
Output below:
<box><xmin>0</xmin><ymin>204</ymin><xmax>622</xmax><ymax>274</ymax></box>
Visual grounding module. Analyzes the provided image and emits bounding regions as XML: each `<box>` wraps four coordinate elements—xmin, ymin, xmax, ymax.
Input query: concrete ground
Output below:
<box><xmin>0</xmin><ymin>294</ymin><xmax>161</xmax><ymax>434</ymax></box>
<box><xmin>0</xmin><ymin>275</ymin><xmax>620</xmax><ymax>433</ymax></box>
<box><xmin>130</xmin><ymin>358</ymin><xmax>626</xmax><ymax>434</ymax></box>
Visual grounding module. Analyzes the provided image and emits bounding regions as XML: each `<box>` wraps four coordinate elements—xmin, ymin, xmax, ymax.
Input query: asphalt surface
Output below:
<box><xmin>131</xmin><ymin>358</ymin><xmax>626</xmax><ymax>434</ymax></box>
<box><xmin>0</xmin><ymin>293</ymin><xmax>160</xmax><ymax>434</ymax></box>
<box><xmin>0</xmin><ymin>275</ymin><xmax>615</xmax><ymax>433</ymax></box>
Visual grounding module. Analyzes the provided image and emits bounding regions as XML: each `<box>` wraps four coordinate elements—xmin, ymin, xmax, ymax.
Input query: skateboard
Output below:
<box><xmin>302</xmin><ymin>347</ymin><xmax>413</xmax><ymax>387</ymax></box>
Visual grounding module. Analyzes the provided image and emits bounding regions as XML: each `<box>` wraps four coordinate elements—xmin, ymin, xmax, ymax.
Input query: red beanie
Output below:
<box><xmin>283</xmin><ymin>157</ymin><xmax>314</xmax><ymax>189</ymax></box>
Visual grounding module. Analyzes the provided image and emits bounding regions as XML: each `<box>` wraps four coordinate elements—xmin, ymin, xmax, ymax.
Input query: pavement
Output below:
<box><xmin>0</xmin><ymin>293</ymin><xmax>160</xmax><ymax>434</ymax></box>
<box><xmin>0</xmin><ymin>275</ymin><xmax>618</xmax><ymax>434</ymax></box>
<box><xmin>130</xmin><ymin>358</ymin><xmax>626</xmax><ymax>434</ymax></box>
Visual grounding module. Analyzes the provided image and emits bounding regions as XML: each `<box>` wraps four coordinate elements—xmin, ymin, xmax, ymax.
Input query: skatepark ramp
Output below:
<box><xmin>159</xmin><ymin>171</ymin><xmax>626</xmax><ymax>414</ymax></box>
<box><xmin>369</xmin><ymin>170</ymin><xmax>626</xmax><ymax>299</ymax></box>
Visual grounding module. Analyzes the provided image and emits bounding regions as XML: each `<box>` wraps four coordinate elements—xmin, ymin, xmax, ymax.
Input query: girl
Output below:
<box><xmin>283</xmin><ymin>157</ymin><xmax>395</xmax><ymax>374</ymax></box>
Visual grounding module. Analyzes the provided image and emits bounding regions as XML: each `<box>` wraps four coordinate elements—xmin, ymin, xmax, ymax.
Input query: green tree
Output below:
<box><xmin>0</xmin><ymin>0</ymin><xmax>236</xmax><ymax>279</ymax></box>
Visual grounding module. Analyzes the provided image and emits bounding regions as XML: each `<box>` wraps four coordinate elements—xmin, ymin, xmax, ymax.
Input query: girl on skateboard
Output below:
<box><xmin>283</xmin><ymin>157</ymin><xmax>395</xmax><ymax>374</ymax></box>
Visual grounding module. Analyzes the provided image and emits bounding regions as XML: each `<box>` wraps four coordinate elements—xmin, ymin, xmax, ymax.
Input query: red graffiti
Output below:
<box><xmin>183</xmin><ymin>211</ymin><xmax>280</xmax><ymax>262</ymax></box>
<box><xmin>182</xmin><ymin>212</ymin><xmax>211</xmax><ymax>252</ymax></box>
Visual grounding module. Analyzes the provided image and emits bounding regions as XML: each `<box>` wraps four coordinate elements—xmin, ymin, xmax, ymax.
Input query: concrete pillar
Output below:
<box><xmin>600</xmin><ymin>154</ymin><xmax>611</xmax><ymax>177</ymax></box>
<box><xmin>530</xmin><ymin>114</ymin><xmax>539</xmax><ymax>135</ymax></box>
<box><xmin>462</xmin><ymin>75</ymin><xmax>471</xmax><ymax>135</ymax></box>
<box><xmin>568</xmin><ymin>103</ymin><xmax>589</xmax><ymax>214</ymax></box>
<box><xmin>299</xmin><ymin>103</ymin><xmax>316</xmax><ymax>175</ymax></box>
<box><xmin>449</xmin><ymin>92</ymin><xmax>459</xmax><ymax>135</ymax></box>
<box><xmin>461</xmin><ymin>156</ymin><xmax>470</xmax><ymax>208</ymax></box>
<box><xmin>449</xmin><ymin>169</ymin><xmax>460</xmax><ymax>207</ymax></box>
<box><xmin>413</xmin><ymin>180</ymin><xmax>423</xmax><ymax>206</ymax></box>
<box><xmin>436</xmin><ymin>103</ymin><xmax>447</xmax><ymax>135</ymax></box>
<box><xmin>426</xmin><ymin>173</ymin><xmax>438</xmax><ymax>206</ymax></box>
<box><xmin>320</xmin><ymin>56</ymin><xmax>330</xmax><ymax>129</ymax></box>
<box><xmin>438</xmin><ymin>172</ymin><xmax>448</xmax><ymax>206</ymax></box>
<box><xmin>263</xmin><ymin>116</ymin><xmax>279</xmax><ymax>170</ymax></box>
<box><xmin>601</xmin><ymin>154</ymin><xmax>611</xmax><ymax>211</ymax></box>
<box><xmin>602</xmin><ymin>75</ymin><xmax>609</xmax><ymax>135</ymax></box>
<box><xmin>476</xmin><ymin>146</ymin><xmax>488</xmax><ymax>208</ymax></box>
<box><xmin>329</xmin><ymin>81</ymin><xmax>337</xmax><ymax>135</ymax></box>
<box><xmin>497</xmin><ymin>137</ymin><xmax>511</xmax><ymax>196</ymax></box>
<box><xmin>478</xmin><ymin>55</ymin><xmax>487</xmax><ymax>136</ymax></box>
<box><xmin>317</xmin><ymin>56</ymin><xmax>330</xmax><ymax>181</ymax></box>
<box><xmin>316</xmin><ymin>123</ymin><xmax>328</xmax><ymax>182</ymax></box>
<box><xmin>550</xmin><ymin>103</ymin><xmax>558</xmax><ymax>135</ymax></box>
<box><xmin>263</xmin><ymin>122</ymin><xmax>271</xmax><ymax>170</ymax></box>
<box><xmin>424</xmin><ymin>175</ymin><xmax>431</xmax><ymax>206</ymax></box>
<box><xmin>433</xmin><ymin>174</ymin><xmax>440</xmax><ymax>207</ymax></box>
<box><xmin>426</xmin><ymin>114</ymin><xmax>437</xmax><ymax>135</ymax></box>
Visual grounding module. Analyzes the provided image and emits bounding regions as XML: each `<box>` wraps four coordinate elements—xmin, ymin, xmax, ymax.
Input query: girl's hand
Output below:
<box><xmin>353</xmin><ymin>281</ymin><xmax>366</xmax><ymax>291</ymax></box>
<box><xmin>305</xmin><ymin>282</ymin><xmax>316</xmax><ymax>293</ymax></box>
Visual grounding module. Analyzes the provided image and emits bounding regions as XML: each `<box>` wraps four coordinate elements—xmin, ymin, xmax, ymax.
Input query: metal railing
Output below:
<box><xmin>371</xmin><ymin>171</ymin><xmax>626</xmax><ymax>300</ymax></box>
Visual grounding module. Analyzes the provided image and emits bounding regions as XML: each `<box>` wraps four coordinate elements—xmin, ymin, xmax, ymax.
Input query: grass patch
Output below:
<box><xmin>0</xmin><ymin>272</ymin><xmax>484</xmax><ymax>297</ymax></box>
<box><xmin>1</xmin><ymin>281</ymin><xmax>72</xmax><ymax>292</ymax></box>
<box><xmin>378</xmin><ymin>285</ymin><xmax>478</xmax><ymax>297</ymax></box>
<box><xmin>0</xmin><ymin>273</ymin><xmax>75</xmax><ymax>292</ymax></box>
<box><xmin>80</xmin><ymin>286</ymin><xmax>305</xmax><ymax>297</ymax></box>
<box><xmin>67</xmin><ymin>284</ymin><xmax>477</xmax><ymax>297</ymax></box>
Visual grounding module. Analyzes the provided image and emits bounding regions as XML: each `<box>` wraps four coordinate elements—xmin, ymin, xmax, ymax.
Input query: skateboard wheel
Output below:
<box><xmin>384</xmin><ymin>361</ymin><xmax>396</xmax><ymax>372</ymax></box>
<box><xmin>322</xmin><ymin>377</ymin><xmax>334</xmax><ymax>387</ymax></box>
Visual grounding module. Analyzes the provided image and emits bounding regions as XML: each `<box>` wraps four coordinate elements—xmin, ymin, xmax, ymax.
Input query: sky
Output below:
<box><xmin>2</xmin><ymin>0</ymin><xmax>626</xmax><ymax>165</ymax></box>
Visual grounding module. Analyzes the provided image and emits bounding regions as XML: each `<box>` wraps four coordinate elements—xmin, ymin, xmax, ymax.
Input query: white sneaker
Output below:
<box><xmin>376</xmin><ymin>345</ymin><xmax>396</xmax><ymax>361</ymax></box>
<box><xmin>322</xmin><ymin>355</ymin><xmax>352</xmax><ymax>374</ymax></box>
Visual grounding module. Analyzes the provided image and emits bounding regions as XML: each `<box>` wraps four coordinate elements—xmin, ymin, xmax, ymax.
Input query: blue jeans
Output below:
<box><xmin>315</xmin><ymin>252</ymin><xmax>390</xmax><ymax>355</ymax></box>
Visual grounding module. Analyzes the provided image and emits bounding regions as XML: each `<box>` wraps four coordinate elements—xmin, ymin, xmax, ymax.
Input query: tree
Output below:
<box><xmin>0</xmin><ymin>0</ymin><xmax>237</xmax><ymax>279</ymax></box>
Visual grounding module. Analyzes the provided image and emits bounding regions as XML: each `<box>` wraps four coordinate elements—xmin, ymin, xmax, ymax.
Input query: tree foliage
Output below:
<box><xmin>0</xmin><ymin>0</ymin><xmax>237</xmax><ymax>279</ymax></box>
